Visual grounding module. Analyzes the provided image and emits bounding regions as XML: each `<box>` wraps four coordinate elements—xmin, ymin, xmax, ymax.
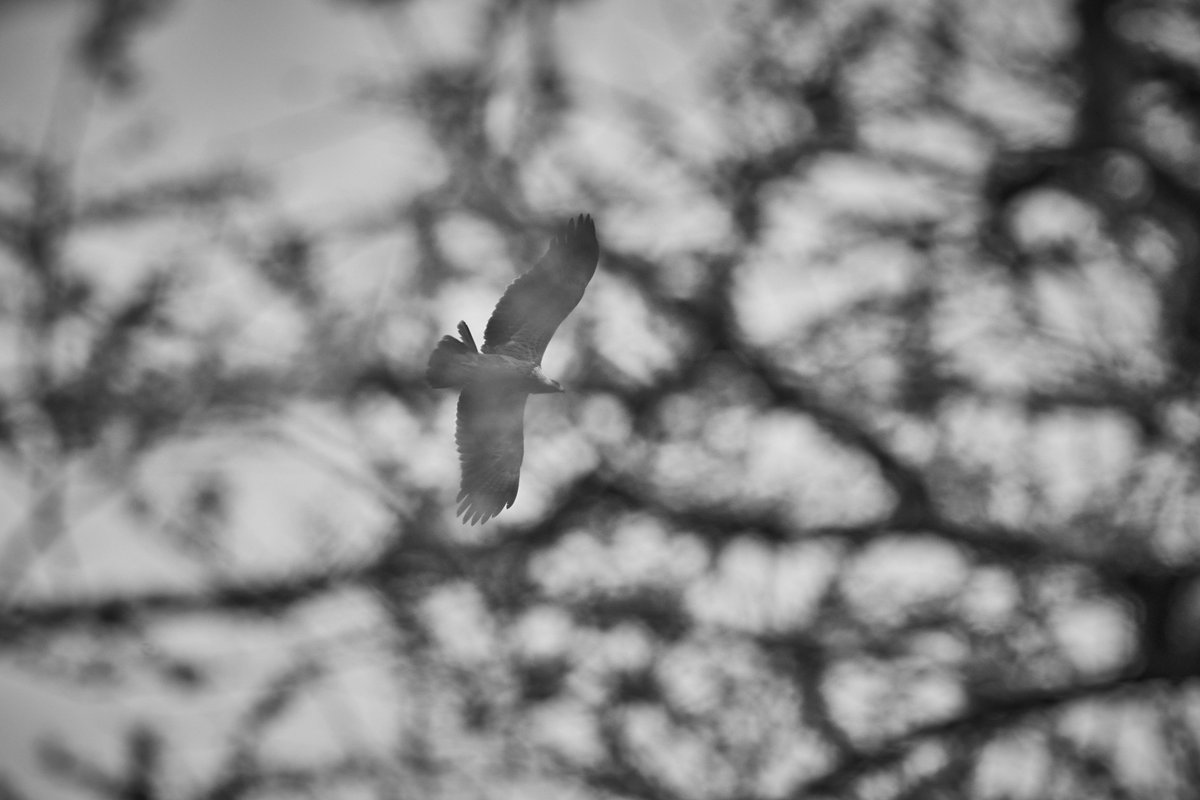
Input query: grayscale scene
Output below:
<box><xmin>1</xmin><ymin>0</ymin><xmax>1199</xmax><ymax>798</ymax></box>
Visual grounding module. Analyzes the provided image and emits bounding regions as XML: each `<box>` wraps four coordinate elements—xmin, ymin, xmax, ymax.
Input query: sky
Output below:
<box><xmin>0</xmin><ymin>1</ymin><xmax>746</xmax><ymax>796</ymax></box>
<box><xmin>0</xmin><ymin>0</ymin><xmax>1150</xmax><ymax>796</ymax></box>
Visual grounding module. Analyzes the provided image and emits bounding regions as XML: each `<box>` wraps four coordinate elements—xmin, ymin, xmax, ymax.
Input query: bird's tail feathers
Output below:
<box><xmin>457</xmin><ymin>321</ymin><xmax>478</xmax><ymax>353</ymax></box>
<box><xmin>427</xmin><ymin>322</ymin><xmax>479</xmax><ymax>388</ymax></box>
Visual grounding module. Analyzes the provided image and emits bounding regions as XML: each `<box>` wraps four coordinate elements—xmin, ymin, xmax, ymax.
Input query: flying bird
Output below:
<box><xmin>426</xmin><ymin>214</ymin><xmax>600</xmax><ymax>524</ymax></box>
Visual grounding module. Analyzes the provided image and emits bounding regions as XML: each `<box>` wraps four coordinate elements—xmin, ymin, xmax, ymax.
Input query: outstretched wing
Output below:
<box><xmin>455</xmin><ymin>385</ymin><xmax>528</xmax><ymax>525</ymax></box>
<box><xmin>482</xmin><ymin>214</ymin><xmax>599</xmax><ymax>364</ymax></box>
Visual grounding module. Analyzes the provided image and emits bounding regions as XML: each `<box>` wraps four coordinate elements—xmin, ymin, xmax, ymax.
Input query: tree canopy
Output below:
<box><xmin>2</xmin><ymin>0</ymin><xmax>1200</xmax><ymax>798</ymax></box>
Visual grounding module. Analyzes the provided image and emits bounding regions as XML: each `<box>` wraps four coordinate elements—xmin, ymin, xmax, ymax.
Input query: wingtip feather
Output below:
<box><xmin>553</xmin><ymin>212</ymin><xmax>599</xmax><ymax>261</ymax></box>
<box><xmin>565</xmin><ymin>213</ymin><xmax>596</xmax><ymax>240</ymax></box>
<box><xmin>455</xmin><ymin>485</ymin><xmax>517</xmax><ymax>525</ymax></box>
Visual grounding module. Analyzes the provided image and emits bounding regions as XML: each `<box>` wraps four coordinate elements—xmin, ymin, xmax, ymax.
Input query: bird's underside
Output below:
<box><xmin>425</xmin><ymin>214</ymin><xmax>600</xmax><ymax>524</ymax></box>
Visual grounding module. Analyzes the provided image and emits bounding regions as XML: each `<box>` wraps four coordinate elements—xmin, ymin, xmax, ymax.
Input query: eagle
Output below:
<box><xmin>426</xmin><ymin>214</ymin><xmax>600</xmax><ymax>524</ymax></box>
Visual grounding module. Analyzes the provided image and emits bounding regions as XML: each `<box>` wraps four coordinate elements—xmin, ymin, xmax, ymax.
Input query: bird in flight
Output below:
<box><xmin>426</xmin><ymin>214</ymin><xmax>600</xmax><ymax>524</ymax></box>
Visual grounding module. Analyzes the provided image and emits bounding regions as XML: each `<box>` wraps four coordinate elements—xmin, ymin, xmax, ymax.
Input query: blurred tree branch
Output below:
<box><xmin>4</xmin><ymin>0</ymin><xmax>1200</xmax><ymax>798</ymax></box>
<box><xmin>0</xmin><ymin>565</ymin><xmax>368</xmax><ymax>642</ymax></box>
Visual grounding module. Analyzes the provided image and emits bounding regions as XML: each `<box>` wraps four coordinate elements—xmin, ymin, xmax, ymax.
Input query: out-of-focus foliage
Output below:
<box><xmin>2</xmin><ymin>0</ymin><xmax>1200</xmax><ymax>798</ymax></box>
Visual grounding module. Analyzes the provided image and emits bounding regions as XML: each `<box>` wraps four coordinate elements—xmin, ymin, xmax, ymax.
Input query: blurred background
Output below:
<box><xmin>1</xmin><ymin>0</ymin><xmax>1200</xmax><ymax>797</ymax></box>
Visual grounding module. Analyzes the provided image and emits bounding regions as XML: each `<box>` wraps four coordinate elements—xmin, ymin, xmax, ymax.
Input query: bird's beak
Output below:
<box><xmin>532</xmin><ymin>369</ymin><xmax>564</xmax><ymax>394</ymax></box>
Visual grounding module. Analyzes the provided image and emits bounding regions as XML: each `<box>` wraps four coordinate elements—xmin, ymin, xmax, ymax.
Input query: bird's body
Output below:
<box><xmin>426</xmin><ymin>214</ymin><xmax>599</xmax><ymax>524</ymax></box>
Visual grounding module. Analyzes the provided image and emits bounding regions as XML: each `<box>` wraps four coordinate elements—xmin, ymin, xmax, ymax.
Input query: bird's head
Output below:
<box><xmin>529</xmin><ymin>366</ymin><xmax>564</xmax><ymax>394</ymax></box>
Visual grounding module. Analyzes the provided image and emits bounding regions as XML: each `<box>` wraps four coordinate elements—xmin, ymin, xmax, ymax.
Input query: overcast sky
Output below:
<box><xmin>0</xmin><ymin>1</ymin><xmax>1146</xmax><ymax>797</ymax></box>
<box><xmin>0</xmin><ymin>1</ymin><xmax>743</xmax><ymax>795</ymax></box>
